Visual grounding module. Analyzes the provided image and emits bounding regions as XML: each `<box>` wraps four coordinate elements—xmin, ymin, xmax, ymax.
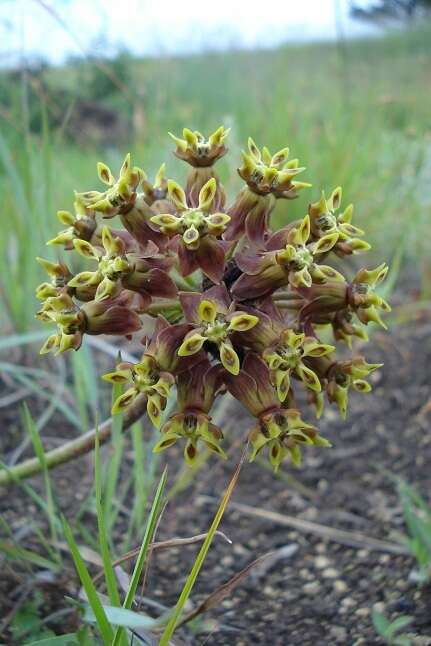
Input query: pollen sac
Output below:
<box><xmin>36</xmin><ymin>125</ymin><xmax>389</xmax><ymax>473</ymax></box>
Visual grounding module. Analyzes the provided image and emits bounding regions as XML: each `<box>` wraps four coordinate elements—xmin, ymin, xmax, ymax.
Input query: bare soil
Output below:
<box><xmin>1</xmin><ymin>317</ymin><xmax>431</xmax><ymax>645</ymax></box>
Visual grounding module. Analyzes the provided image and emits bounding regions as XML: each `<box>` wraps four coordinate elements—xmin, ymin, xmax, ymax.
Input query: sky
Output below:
<box><xmin>0</xmin><ymin>0</ymin><xmax>377</xmax><ymax>67</ymax></box>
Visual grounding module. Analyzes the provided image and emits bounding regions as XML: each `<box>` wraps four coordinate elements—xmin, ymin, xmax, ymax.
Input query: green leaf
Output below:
<box><xmin>22</xmin><ymin>405</ymin><xmax>60</xmax><ymax>558</ymax></box>
<box><xmin>94</xmin><ymin>424</ymin><xmax>127</xmax><ymax>646</ymax></box>
<box><xmin>62</xmin><ymin>518</ymin><xmax>114</xmax><ymax>645</ymax></box>
<box><xmin>372</xmin><ymin>609</ymin><xmax>390</xmax><ymax>636</ymax></box>
<box><xmin>386</xmin><ymin>615</ymin><xmax>414</xmax><ymax>638</ymax></box>
<box><xmin>25</xmin><ymin>635</ymin><xmax>79</xmax><ymax>645</ymax></box>
<box><xmin>112</xmin><ymin>467</ymin><xmax>168</xmax><ymax>646</ymax></box>
<box><xmin>159</xmin><ymin>449</ymin><xmax>246</xmax><ymax>645</ymax></box>
<box><xmin>83</xmin><ymin>603</ymin><xmax>158</xmax><ymax>629</ymax></box>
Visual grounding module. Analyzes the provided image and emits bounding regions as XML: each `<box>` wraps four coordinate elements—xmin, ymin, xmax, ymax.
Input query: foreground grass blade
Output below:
<box><xmin>22</xmin><ymin>404</ymin><xmax>60</xmax><ymax>557</ymax></box>
<box><xmin>62</xmin><ymin>518</ymin><xmax>114</xmax><ymax>645</ymax></box>
<box><xmin>94</xmin><ymin>424</ymin><xmax>128</xmax><ymax>646</ymax></box>
<box><xmin>112</xmin><ymin>466</ymin><xmax>168</xmax><ymax>646</ymax></box>
<box><xmin>159</xmin><ymin>448</ymin><xmax>247</xmax><ymax>645</ymax></box>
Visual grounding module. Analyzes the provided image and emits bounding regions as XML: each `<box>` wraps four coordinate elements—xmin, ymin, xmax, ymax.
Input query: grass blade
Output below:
<box><xmin>62</xmin><ymin>517</ymin><xmax>114</xmax><ymax>645</ymax></box>
<box><xmin>112</xmin><ymin>466</ymin><xmax>168</xmax><ymax>646</ymax></box>
<box><xmin>159</xmin><ymin>448</ymin><xmax>246</xmax><ymax>645</ymax></box>
<box><xmin>94</xmin><ymin>422</ymin><xmax>128</xmax><ymax>646</ymax></box>
<box><xmin>22</xmin><ymin>404</ymin><xmax>59</xmax><ymax>556</ymax></box>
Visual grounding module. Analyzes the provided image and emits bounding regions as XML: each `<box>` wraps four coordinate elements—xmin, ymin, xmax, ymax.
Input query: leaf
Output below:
<box><xmin>25</xmin><ymin>635</ymin><xmax>79</xmax><ymax>645</ymax></box>
<box><xmin>111</xmin><ymin>468</ymin><xmax>168</xmax><ymax>646</ymax></box>
<box><xmin>62</xmin><ymin>518</ymin><xmax>114</xmax><ymax>645</ymax></box>
<box><xmin>83</xmin><ymin>603</ymin><xmax>159</xmax><ymax>629</ymax></box>
<box><xmin>159</xmin><ymin>447</ymin><xmax>247</xmax><ymax>645</ymax></box>
<box><xmin>94</xmin><ymin>424</ymin><xmax>127</xmax><ymax>646</ymax></box>
<box><xmin>372</xmin><ymin>609</ymin><xmax>391</xmax><ymax>636</ymax></box>
<box><xmin>385</xmin><ymin>615</ymin><xmax>414</xmax><ymax>638</ymax></box>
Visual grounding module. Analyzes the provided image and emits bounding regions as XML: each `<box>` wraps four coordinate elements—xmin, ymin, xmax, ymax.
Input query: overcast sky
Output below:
<box><xmin>1</xmin><ymin>0</ymin><xmax>377</xmax><ymax>66</ymax></box>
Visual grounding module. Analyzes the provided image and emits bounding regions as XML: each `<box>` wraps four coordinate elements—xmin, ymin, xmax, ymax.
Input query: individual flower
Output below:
<box><xmin>67</xmin><ymin>226</ymin><xmax>177</xmax><ymax>306</ymax></box>
<box><xmin>263</xmin><ymin>330</ymin><xmax>335</xmax><ymax>401</ymax></box>
<box><xmin>169</xmin><ymin>126</ymin><xmax>229</xmax><ymax>209</ymax></box>
<box><xmin>177</xmin><ymin>285</ymin><xmax>259</xmax><ymax>374</ymax></box>
<box><xmin>224</xmin><ymin>138</ymin><xmax>310</xmax><ymax>244</ymax></box>
<box><xmin>76</xmin><ymin>154</ymin><xmax>144</xmax><ymax>218</ymax></box>
<box><xmin>46</xmin><ymin>195</ymin><xmax>97</xmax><ymax>249</ymax></box>
<box><xmin>232</xmin><ymin>214</ymin><xmax>341</xmax><ymax>299</ymax></box>
<box><xmin>308</xmin><ymin>355</ymin><xmax>382</xmax><ymax>418</ymax></box>
<box><xmin>224</xmin><ymin>353</ymin><xmax>330</xmax><ymax>471</ymax></box>
<box><xmin>169</xmin><ymin>126</ymin><xmax>230</xmax><ymax>168</ymax></box>
<box><xmin>103</xmin><ymin>317</ymin><xmax>202</xmax><ymax>426</ymax></box>
<box><xmin>37</xmin><ymin>292</ymin><xmax>142</xmax><ymax>355</ymax></box>
<box><xmin>153</xmin><ymin>361</ymin><xmax>226</xmax><ymax>464</ymax></box>
<box><xmin>150</xmin><ymin>177</ymin><xmax>231</xmax><ymax>283</ymax></box>
<box><xmin>348</xmin><ymin>263</ymin><xmax>391</xmax><ymax>328</ymax></box>
<box><xmin>141</xmin><ymin>163</ymin><xmax>168</xmax><ymax>205</ymax></box>
<box><xmin>308</xmin><ymin>188</ymin><xmax>370</xmax><ymax>256</ymax></box>
<box><xmin>35</xmin><ymin>257</ymin><xmax>73</xmax><ymax>300</ymax></box>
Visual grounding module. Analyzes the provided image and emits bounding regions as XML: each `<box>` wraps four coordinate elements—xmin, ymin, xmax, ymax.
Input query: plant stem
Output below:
<box><xmin>0</xmin><ymin>395</ymin><xmax>148</xmax><ymax>487</ymax></box>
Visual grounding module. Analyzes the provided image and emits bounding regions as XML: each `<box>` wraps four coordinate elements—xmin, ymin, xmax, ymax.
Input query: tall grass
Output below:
<box><xmin>1</xmin><ymin>25</ymin><xmax>430</xmax><ymax>339</ymax></box>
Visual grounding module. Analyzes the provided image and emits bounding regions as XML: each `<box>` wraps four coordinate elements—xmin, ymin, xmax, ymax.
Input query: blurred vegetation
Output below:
<box><xmin>0</xmin><ymin>23</ymin><xmax>430</xmax><ymax>334</ymax></box>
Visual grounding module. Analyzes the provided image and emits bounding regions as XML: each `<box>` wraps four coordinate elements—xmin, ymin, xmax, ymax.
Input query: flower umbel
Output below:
<box><xmin>36</xmin><ymin>125</ymin><xmax>389</xmax><ymax>472</ymax></box>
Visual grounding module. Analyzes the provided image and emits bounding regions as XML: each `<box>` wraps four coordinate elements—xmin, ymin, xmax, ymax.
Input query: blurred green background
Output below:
<box><xmin>1</xmin><ymin>21</ymin><xmax>430</xmax><ymax>335</ymax></box>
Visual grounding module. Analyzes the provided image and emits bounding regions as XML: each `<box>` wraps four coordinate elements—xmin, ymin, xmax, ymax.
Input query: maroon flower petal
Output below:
<box><xmin>179</xmin><ymin>292</ymin><xmax>204</xmax><ymax>323</ymax></box>
<box><xmin>195</xmin><ymin>236</ymin><xmax>226</xmax><ymax>284</ymax></box>
<box><xmin>245</xmin><ymin>206</ymin><xmax>269</xmax><ymax>246</ymax></box>
<box><xmin>223</xmin><ymin>369</ymin><xmax>262</xmax><ymax>417</ymax></box>
<box><xmin>85</xmin><ymin>305</ymin><xmax>142</xmax><ymax>336</ymax></box>
<box><xmin>235</xmin><ymin>251</ymin><xmax>271</xmax><ymax>276</ymax></box>
<box><xmin>243</xmin><ymin>352</ymin><xmax>279</xmax><ymax>412</ymax></box>
<box><xmin>231</xmin><ymin>264</ymin><xmax>287</xmax><ymax>300</ymax></box>
<box><xmin>177</xmin><ymin>240</ymin><xmax>200</xmax><ymax>277</ymax></box>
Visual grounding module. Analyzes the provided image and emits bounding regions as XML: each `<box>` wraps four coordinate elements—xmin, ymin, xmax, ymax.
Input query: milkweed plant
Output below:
<box><xmin>36</xmin><ymin>126</ymin><xmax>390</xmax><ymax>472</ymax></box>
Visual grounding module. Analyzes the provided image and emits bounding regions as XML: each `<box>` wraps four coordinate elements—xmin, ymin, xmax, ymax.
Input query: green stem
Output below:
<box><xmin>0</xmin><ymin>395</ymin><xmax>148</xmax><ymax>487</ymax></box>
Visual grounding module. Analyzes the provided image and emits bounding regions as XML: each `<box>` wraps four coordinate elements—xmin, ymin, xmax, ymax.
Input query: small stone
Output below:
<box><xmin>355</xmin><ymin>607</ymin><xmax>370</xmax><ymax>618</ymax></box>
<box><xmin>303</xmin><ymin>581</ymin><xmax>321</xmax><ymax>595</ymax></box>
<box><xmin>334</xmin><ymin>579</ymin><xmax>348</xmax><ymax>593</ymax></box>
<box><xmin>315</xmin><ymin>556</ymin><xmax>331</xmax><ymax>569</ymax></box>
<box><xmin>373</xmin><ymin>602</ymin><xmax>386</xmax><ymax>614</ymax></box>
<box><xmin>357</xmin><ymin>549</ymin><xmax>370</xmax><ymax>559</ymax></box>
<box><xmin>322</xmin><ymin>567</ymin><xmax>339</xmax><ymax>578</ymax></box>
<box><xmin>330</xmin><ymin>626</ymin><xmax>347</xmax><ymax>640</ymax></box>
<box><xmin>341</xmin><ymin>597</ymin><xmax>355</xmax><ymax>608</ymax></box>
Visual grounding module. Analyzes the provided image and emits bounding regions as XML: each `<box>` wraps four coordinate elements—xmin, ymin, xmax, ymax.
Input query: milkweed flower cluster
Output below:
<box><xmin>36</xmin><ymin>126</ymin><xmax>390</xmax><ymax>471</ymax></box>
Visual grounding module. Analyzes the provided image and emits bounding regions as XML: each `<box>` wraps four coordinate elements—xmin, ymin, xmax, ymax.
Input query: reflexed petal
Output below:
<box><xmin>219</xmin><ymin>341</ymin><xmax>240</xmax><ymax>375</ymax></box>
<box><xmin>296</xmin><ymin>364</ymin><xmax>321</xmax><ymax>392</ymax></box>
<box><xmin>153</xmin><ymin>431</ymin><xmax>180</xmax><ymax>453</ymax></box>
<box><xmin>352</xmin><ymin>379</ymin><xmax>372</xmax><ymax>393</ymax></box>
<box><xmin>68</xmin><ymin>271</ymin><xmax>100</xmax><ymax>288</ymax></box>
<box><xmin>95</xmin><ymin>276</ymin><xmax>118</xmax><ymax>301</ymax></box>
<box><xmin>167</xmin><ymin>180</ymin><xmax>188</xmax><ymax>210</ymax></box>
<box><xmin>302</xmin><ymin>340</ymin><xmax>335</xmax><ymax>357</ymax></box>
<box><xmin>227</xmin><ymin>312</ymin><xmax>259</xmax><ymax>332</ymax></box>
<box><xmin>112</xmin><ymin>387</ymin><xmax>139</xmax><ymax>414</ymax></box>
<box><xmin>97</xmin><ymin>161</ymin><xmax>114</xmax><ymax>186</ymax></box>
<box><xmin>102</xmin><ymin>369</ymin><xmax>131</xmax><ymax>383</ymax></box>
<box><xmin>184</xmin><ymin>439</ymin><xmax>198</xmax><ymax>465</ymax></box>
<box><xmin>313</xmin><ymin>232</ymin><xmax>338</xmax><ymax>254</ymax></box>
<box><xmin>73</xmin><ymin>239</ymin><xmax>100</xmax><ymax>259</ymax></box>
<box><xmin>195</xmin><ymin>236</ymin><xmax>226</xmax><ymax>284</ymax></box>
<box><xmin>275</xmin><ymin>369</ymin><xmax>290</xmax><ymax>402</ymax></box>
<box><xmin>147</xmin><ymin>394</ymin><xmax>165</xmax><ymax>428</ymax></box>
<box><xmin>198</xmin><ymin>299</ymin><xmax>217</xmax><ymax>323</ymax></box>
<box><xmin>178</xmin><ymin>332</ymin><xmax>206</xmax><ymax>356</ymax></box>
<box><xmin>198</xmin><ymin>178</ymin><xmax>217</xmax><ymax>211</ymax></box>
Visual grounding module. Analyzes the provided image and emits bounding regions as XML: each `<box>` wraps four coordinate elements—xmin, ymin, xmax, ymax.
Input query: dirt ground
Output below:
<box><xmin>1</xmin><ymin>316</ymin><xmax>431</xmax><ymax>645</ymax></box>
